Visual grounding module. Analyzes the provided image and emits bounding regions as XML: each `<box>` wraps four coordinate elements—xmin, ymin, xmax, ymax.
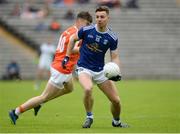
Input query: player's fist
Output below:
<box><xmin>109</xmin><ymin>75</ymin><xmax>121</xmax><ymax>81</ymax></box>
<box><xmin>61</xmin><ymin>56</ymin><xmax>69</xmax><ymax>69</ymax></box>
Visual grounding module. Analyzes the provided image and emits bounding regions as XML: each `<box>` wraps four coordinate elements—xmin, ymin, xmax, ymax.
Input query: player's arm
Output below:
<box><xmin>71</xmin><ymin>40</ymin><xmax>82</xmax><ymax>54</ymax></box>
<box><xmin>62</xmin><ymin>26</ymin><xmax>85</xmax><ymax>68</ymax></box>
<box><xmin>110</xmin><ymin>49</ymin><xmax>121</xmax><ymax>68</ymax></box>
<box><xmin>66</xmin><ymin>34</ymin><xmax>80</xmax><ymax>56</ymax></box>
<box><xmin>61</xmin><ymin>33</ymin><xmax>79</xmax><ymax>68</ymax></box>
<box><xmin>109</xmin><ymin>49</ymin><xmax>122</xmax><ymax>81</ymax></box>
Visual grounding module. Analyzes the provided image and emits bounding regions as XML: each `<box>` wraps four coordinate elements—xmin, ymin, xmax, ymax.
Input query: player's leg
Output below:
<box><xmin>97</xmin><ymin>80</ymin><xmax>120</xmax><ymax>118</ymax></box>
<box><xmin>63</xmin><ymin>77</ymin><xmax>74</xmax><ymax>93</ymax></box>
<box><xmin>9</xmin><ymin>82</ymin><xmax>60</xmax><ymax>125</ymax></box>
<box><xmin>46</xmin><ymin>77</ymin><xmax>74</xmax><ymax>101</ymax></box>
<box><xmin>79</xmin><ymin>72</ymin><xmax>94</xmax><ymax>114</ymax></box>
<box><xmin>34</xmin><ymin>71</ymin><xmax>74</xmax><ymax>116</ymax></box>
<box><xmin>78</xmin><ymin>72</ymin><xmax>94</xmax><ymax>128</ymax></box>
<box><xmin>34</xmin><ymin>68</ymin><xmax>44</xmax><ymax>90</ymax></box>
<box><xmin>97</xmin><ymin>80</ymin><xmax>129</xmax><ymax>128</ymax></box>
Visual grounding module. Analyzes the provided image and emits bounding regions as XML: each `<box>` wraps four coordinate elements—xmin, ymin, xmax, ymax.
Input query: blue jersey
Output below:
<box><xmin>77</xmin><ymin>24</ymin><xmax>118</xmax><ymax>72</ymax></box>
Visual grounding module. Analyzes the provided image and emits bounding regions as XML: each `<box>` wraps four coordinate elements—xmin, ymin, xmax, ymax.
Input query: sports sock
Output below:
<box><xmin>86</xmin><ymin>112</ymin><xmax>93</xmax><ymax>119</ymax></box>
<box><xmin>15</xmin><ymin>106</ymin><xmax>24</xmax><ymax>116</ymax></box>
<box><xmin>113</xmin><ymin>117</ymin><xmax>121</xmax><ymax>125</ymax></box>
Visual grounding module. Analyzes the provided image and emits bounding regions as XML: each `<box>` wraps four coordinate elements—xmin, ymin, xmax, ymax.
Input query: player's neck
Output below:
<box><xmin>97</xmin><ymin>25</ymin><xmax>107</xmax><ymax>32</ymax></box>
<box><xmin>98</xmin><ymin>27</ymin><xmax>106</xmax><ymax>32</ymax></box>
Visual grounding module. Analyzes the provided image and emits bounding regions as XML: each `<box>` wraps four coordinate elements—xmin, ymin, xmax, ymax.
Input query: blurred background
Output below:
<box><xmin>0</xmin><ymin>0</ymin><xmax>180</xmax><ymax>80</ymax></box>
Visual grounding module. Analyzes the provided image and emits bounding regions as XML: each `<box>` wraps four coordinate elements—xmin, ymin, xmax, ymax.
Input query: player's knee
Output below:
<box><xmin>84</xmin><ymin>87</ymin><xmax>93</xmax><ymax>96</ymax></box>
<box><xmin>111</xmin><ymin>97</ymin><xmax>121</xmax><ymax>106</ymax></box>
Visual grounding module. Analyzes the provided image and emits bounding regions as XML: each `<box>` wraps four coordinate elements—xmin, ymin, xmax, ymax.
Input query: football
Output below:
<box><xmin>104</xmin><ymin>62</ymin><xmax>121</xmax><ymax>78</ymax></box>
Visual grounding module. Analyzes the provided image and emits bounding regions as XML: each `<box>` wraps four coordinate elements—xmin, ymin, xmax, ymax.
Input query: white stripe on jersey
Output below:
<box><xmin>107</xmin><ymin>29</ymin><xmax>118</xmax><ymax>41</ymax></box>
<box><xmin>83</xmin><ymin>24</ymin><xmax>94</xmax><ymax>31</ymax></box>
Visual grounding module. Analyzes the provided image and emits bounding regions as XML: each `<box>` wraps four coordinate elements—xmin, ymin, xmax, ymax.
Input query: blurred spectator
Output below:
<box><xmin>34</xmin><ymin>21</ymin><xmax>48</xmax><ymax>31</ymax></box>
<box><xmin>77</xmin><ymin>0</ymin><xmax>90</xmax><ymax>4</ymax></box>
<box><xmin>125</xmin><ymin>0</ymin><xmax>139</xmax><ymax>9</ymax></box>
<box><xmin>52</xmin><ymin>0</ymin><xmax>64</xmax><ymax>7</ymax></box>
<box><xmin>97</xmin><ymin>0</ymin><xmax>121</xmax><ymax>8</ymax></box>
<box><xmin>20</xmin><ymin>0</ymin><xmax>50</xmax><ymax>19</ymax></box>
<box><xmin>1</xmin><ymin>60</ymin><xmax>21</xmax><ymax>80</ymax></box>
<box><xmin>64</xmin><ymin>0</ymin><xmax>75</xmax><ymax>7</ymax></box>
<box><xmin>49</xmin><ymin>17</ymin><xmax>61</xmax><ymax>32</ymax></box>
<box><xmin>10</xmin><ymin>3</ymin><xmax>21</xmax><ymax>16</ymax></box>
<box><xmin>63</xmin><ymin>9</ymin><xmax>75</xmax><ymax>20</ymax></box>
<box><xmin>53</xmin><ymin>0</ymin><xmax>63</xmax><ymax>4</ymax></box>
<box><xmin>35</xmin><ymin>40</ymin><xmax>56</xmax><ymax>89</ymax></box>
<box><xmin>0</xmin><ymin>0</ymin><xmax>8</xmax><ymax>4</ymax></box>
<box><xmin>52</xmin><ymin>0</ymin><xmax>75</xmax><ymax>8</ymax></box>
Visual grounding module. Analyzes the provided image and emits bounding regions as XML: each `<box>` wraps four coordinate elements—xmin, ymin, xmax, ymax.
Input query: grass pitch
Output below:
<box><xmin>0</xmin><ymin>80</ymin><xmax>180</xmax><ymax>133</ymax></box>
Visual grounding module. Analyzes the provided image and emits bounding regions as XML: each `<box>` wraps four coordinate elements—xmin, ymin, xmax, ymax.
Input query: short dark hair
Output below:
<box><xmin>77</xmin><ymin>11</ymin><xmax>93</xmax><ymax>23</ymax></box>
<box><xmin>95</xmin><ymin>6</ymin><xmax>109</xmax><ymax>15</ymax></box>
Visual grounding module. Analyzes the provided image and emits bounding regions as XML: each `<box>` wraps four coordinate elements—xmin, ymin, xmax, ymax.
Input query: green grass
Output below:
<box><xmin>0</xmin><ymin>80</ymin><xmax>180</xmax><ymax>133</ymax></box>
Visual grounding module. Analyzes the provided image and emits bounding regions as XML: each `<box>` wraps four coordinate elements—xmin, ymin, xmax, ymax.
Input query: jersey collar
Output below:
<box><xmin>95</xmin><ymin>24</ymin><xmax>109</xmax><ymax>34</ymax></box>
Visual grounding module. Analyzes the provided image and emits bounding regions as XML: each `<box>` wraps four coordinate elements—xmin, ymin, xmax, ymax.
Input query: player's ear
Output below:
<box><xmin>86</xmin><ymin>20</ymin><xmax>91</xmax><ymax>26</ymax></box>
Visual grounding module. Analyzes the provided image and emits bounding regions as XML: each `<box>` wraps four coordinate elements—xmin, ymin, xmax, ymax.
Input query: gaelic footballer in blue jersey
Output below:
<box><xmin>63</xmin><ymin>6</ymin><xmax>129</xmax><ymax>128</ymax></box>
<box><xmin>77</xmin><ymin>24</ymin><xmax>118</xmax><ymax>72</ymax></box>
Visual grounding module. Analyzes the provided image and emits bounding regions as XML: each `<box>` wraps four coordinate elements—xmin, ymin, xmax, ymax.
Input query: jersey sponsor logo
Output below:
<box><xmin>86</xmin><ymin>43</ymin><xmax>103</xmax><ymax>53</ymax></box>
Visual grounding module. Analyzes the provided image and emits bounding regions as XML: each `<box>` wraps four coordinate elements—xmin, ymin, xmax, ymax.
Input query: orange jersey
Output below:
<box><xmin>51</xmin><ymin>26</ymin><xmax>80</xmax><ymax>74</ymax></box>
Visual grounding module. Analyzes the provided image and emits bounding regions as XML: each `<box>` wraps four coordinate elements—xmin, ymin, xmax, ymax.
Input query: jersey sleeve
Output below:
<box><xmin>110</xmin><ymin>38</ymin><xmax>118</xmax><ymax>51</ymax></box>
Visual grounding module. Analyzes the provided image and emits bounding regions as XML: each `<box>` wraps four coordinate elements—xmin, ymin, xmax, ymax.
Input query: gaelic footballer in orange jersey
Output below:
<box><xmin>52</xmin><ymin>26</ymin><xmax>81</xmax><ymax>74</ymax></box>
<box><xmin>9</xmin><ymin>11</ymin><xmax>92</xmax><ymax>125</ymax></box>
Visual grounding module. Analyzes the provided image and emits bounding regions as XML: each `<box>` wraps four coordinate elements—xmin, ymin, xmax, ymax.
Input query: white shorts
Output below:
<box><xmin>48</xmin><ymin>67</ymin><xmax>72</xmax><ymax>89</ymax></box>
<box><xmin>38</xmin><ymin>59</ymin><xmax>51</xmax><ymax>70</ymax></box>
<box><xmin>77</xmin><ymin>67</ymin><xmax>108</xmax><ymax>84</ymax></box>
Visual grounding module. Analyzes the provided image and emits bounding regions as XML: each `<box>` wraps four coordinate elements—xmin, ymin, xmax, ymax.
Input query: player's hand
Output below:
<box><xmin>109</xmin><ymin>75</ymin><xmax>121</xmax><ymax>81</ymax></box>
<box><xmin>61</xmin><ymin>56</ymin><xmax>70</xmax><ymax>69</ymax></box>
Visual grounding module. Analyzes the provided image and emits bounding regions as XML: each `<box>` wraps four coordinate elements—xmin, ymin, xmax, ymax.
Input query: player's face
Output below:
<box><xmin>95</xmin><ymin>11</ymin><xmax>109</xmax><ymax>28</ymax></box>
